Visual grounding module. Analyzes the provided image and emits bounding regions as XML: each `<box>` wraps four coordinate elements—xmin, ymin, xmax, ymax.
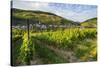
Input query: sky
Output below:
<box><xmin>12</xmin><ymin>1</ymin><xmax>97</xmax><ymax>22</ymax></box>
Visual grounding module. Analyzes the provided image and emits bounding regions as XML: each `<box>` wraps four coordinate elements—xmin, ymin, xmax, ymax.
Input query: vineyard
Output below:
<box><xmin>12</xmin><ymin>28</ymin><xmax>97</xmax><ymax>66</ymax></box>
<box><xmin>11</xmin><ymin>6</ymin><xmax>97</xmax><ymax>66</ymax></box>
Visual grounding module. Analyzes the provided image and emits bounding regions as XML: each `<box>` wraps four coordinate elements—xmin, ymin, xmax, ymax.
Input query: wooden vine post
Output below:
<box><xmin>27</xmin><ymin>19</ymin><xmax>30</xmax><ymax>40</ymax></box>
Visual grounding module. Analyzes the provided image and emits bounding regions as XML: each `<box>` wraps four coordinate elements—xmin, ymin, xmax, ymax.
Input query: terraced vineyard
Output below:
<box><xmin>12</xmin><ymin>28</ymin><xmax>97</xmax><ymax>65</ymax></box>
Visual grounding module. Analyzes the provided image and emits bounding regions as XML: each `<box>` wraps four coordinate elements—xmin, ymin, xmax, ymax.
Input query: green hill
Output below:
<box><xmin>11</xmin><ymin>8</ymin><xmax>78</xmax><ymax>26</ymax></box>
<box><xmin>81</xmin><ymin>18</ymin><xmax>97</xmax><ymax>28</ymax></box>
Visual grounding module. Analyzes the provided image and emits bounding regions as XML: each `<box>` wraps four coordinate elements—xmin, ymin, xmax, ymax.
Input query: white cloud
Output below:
<box><xmin>30</xmin><ymin>2</ymin><xmax>49</xmax><ymax>10</ymax></box>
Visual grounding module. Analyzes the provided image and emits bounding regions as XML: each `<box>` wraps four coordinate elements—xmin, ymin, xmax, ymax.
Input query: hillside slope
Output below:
<box><xmin>81</xmin><ymin>18</ymin><xmax>97</xmax><ymax>27</ymax></box>
<box><xmin>12</xmin><ymin>8</ymin><xmax>78</xmax><ymax>26</ymax></box>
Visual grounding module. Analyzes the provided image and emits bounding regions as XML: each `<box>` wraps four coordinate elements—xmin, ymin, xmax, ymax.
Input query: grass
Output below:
<box><xmin>12</xmin><ymin>36</ymin><xmax>23</xmax><ymax>66</ymax></box>
<box><xmin>34</xmin><ymin>38</ymin><xmax>68</xmax><ymax>64</ymax></box>
<box><xmin>74</xmin><ymin>39</ymin><xmax>97</xmax><ymax>61</ymax></box>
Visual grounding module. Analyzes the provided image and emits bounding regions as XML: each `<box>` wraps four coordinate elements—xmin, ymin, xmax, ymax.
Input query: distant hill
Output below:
<box><xmin>11</xmin><ymin>8</ymin><xmax>79</xmax><ymax>26</ymax></box>
<box><xmin>81</xmin><ymin>18</ymin><xmax>97</xmax><ymax>28</ymax></box>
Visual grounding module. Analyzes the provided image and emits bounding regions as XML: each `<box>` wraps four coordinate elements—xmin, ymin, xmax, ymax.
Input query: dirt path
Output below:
<box><xmin>45</xmin><ymin>44</ymin><xmax>79</xmax><ymax>62</ymax></box>
<box><xmin>33</xmin><ymin>38</ymin><xmax>81</xmax><ymax>63</ymax></box>
<box><xmin>30</xmin><ymin>54</ymin><xmax>43</xmax><ymax>65</ymax></box>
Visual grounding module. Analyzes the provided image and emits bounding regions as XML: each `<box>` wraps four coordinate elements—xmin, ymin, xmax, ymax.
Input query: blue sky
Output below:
<box><xmin>12</xmin><ymin>1</ymin><xmax>97</xmax><ymax>22</ymax></box>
